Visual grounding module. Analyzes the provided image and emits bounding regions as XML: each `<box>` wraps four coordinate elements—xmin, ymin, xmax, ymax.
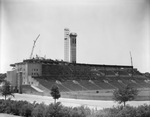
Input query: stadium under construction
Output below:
<box><xmin>5</xmin><ymin>28</ymin><xmax>150</xmax><ymax>100</ymax></box>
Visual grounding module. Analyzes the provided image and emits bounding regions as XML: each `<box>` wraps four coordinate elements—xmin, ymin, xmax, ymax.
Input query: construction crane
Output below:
<box><xmin>30</xmin><ymin>34</ymin><xmax>40</xmax><ymax>59</ymax></box>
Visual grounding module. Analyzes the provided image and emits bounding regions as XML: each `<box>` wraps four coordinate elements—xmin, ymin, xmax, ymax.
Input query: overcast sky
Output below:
<box><xmin>0</xmin><ymin>0</ymin><xmax>150</xmax><ymax>73</ymax></box>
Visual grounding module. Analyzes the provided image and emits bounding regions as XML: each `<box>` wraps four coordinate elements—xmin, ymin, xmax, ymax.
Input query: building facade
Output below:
<box><xmin>8</xmin><ymin>61</ymin><xmax>42</xmax><ymax>86</ymax></box>
<box><xmin>64</xmin><ymin>28</ymin><xmax>77</xmax><ymax>63</ymax></box>
<box><xmin>64</xmin><ymin>28</ymin><xmax>70</xmax><ymax>62</ymax></box>
<box><xmin>6</xmin><ymin>69</ymin><xmax>17</xmax><ymax>87</ymax></box>
<box><xmin>70</xmin><ymin>33</ymin><xmax>77</xmax><ymax>63</ymax></box>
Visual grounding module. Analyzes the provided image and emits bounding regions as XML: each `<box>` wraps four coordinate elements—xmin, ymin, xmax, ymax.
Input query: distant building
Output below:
<box><xmin>70</xmin><ymin>33</ymin><xmax>77</xmax><ymax>63</ymax></box>
<box><xmin>64</xmin><ymin>28</ymin><xmax>70</xmax><ymax>62</ymax></box>
<box><xmin>64</xmin><ymin>28</ymin><xmax>77</xmax><ymax>63</ymax></box>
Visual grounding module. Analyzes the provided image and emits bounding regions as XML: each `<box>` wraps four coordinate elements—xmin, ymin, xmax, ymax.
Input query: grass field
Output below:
<box><xmin>61</xmin><ymin>88</ymin><xmax>150</xmax><ymax>101</ymax></box>
<box><xmin>0</xmin><ymin>90</ymin><xmax>149</xmax><ymax>110</ymax></box>
<box><xmin>0</xmin><ymin>87</ymin><xmax>149</xmax><ymax>110</ymax></box>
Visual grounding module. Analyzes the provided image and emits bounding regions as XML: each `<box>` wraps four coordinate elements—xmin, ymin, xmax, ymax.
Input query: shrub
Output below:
<box><xmin>94</xmin><ymin>106</ymin><xmax>124</xmax><ymax>117</ymax></box>
<box><xmin>46</xmin><ymin>102</ymin><xmax>69</xmax><ymax>117</ymax></box>
<box><xmin>32</xmin><ymin>103</ymin><xmax>48</xmax><ymax>117</ymax></box>
<box><xmin>70</xmin><ymin>106</ymin><xmax>91</xmax><ymax>117</ymax></box>
<box><xmin>20</xmin><ymin>103</ymin><xmax>34</xmax><ymax>117</ymax></box>
<box><xmin>0</xmin><ymin>99</ymin><xmax>150</xmax><ymax>117</ymax></box>
<box><xmin>0</xmin><ymin>99</ymin><xmax>12</xmax><ymax>114</ymax></box>
<box><xmin>10</xmin><ymin>100</ymin><xmax>20</xmax><ymax>115</ymax></box>
<box><xmin>136</xmin><ymin>104</ymin><xmax>150</xmax><ymax>117</ymax></box>
<box><xmin>61</xmin><ymin>106</ymin><xmax>72</xmax><ymax>117</ymax></box>
<box><xmin>115</xmin><ymin>105</ymin><xmax>136</xmax><ymax>117</ymax></box>
<box><xmin>93</xmin><ymin>105</ymin><xmax>150</xmax><ymax>117</ymax></box>
<box><xmin>10</xmin><ymin>100</ymin><xmax>29</xmax><ymax>116</ymax></box>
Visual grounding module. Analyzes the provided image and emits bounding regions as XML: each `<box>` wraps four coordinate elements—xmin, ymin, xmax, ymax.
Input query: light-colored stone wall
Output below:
<box><xmin>6</xmin><ymin>69</ymin><xmax>17</xmax><ymax>86</ymax></box>
<box><xmin>15</xmin><ymin>63</ymin><xmax>42</xmax><ymax>85</ymax></box>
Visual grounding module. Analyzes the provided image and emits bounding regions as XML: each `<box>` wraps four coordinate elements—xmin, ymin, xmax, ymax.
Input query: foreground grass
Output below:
<box><xmin>61</xmin><ymin>88</ymin><xmax>150</xmax><ymax>101</ymax></box>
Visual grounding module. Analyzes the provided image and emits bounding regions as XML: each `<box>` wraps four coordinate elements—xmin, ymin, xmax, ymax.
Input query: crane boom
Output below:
<box><xmin>30</xmin><ymin>34</ymin><xmax>40</xmax><ymax>59</ymax></box>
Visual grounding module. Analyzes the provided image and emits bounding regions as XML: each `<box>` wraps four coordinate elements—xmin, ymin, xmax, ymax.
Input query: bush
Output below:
<box><xmin>136</xmin><ymin>104</ymin><xmax>150</xmax><ymax>117</ymax></box>
<box><xmin>70</xmin><ymin>106</ymin><xmax>91</xmax><ymax>117</ymax></box>
<box><xmin>94</xmin><ymin>104</ymin><xmax>150</xmax><ymax>117</ymax></box>
<box><xmin>9</xmin><ymin>100</ymin><xmax>30</xmax><ymax>116</ymax></box>
<box><xmin>115</xmin><ymin>106</ymin><xmax>136</xmax><ymax>117</ymax></box>
<box><xmin>46</xmin><ymin>102</ymin><xmax>70</xmax><ymax>117</ymax></box>
<box><xmin>94</xmin><ymin>106</ymin><xmax>124</xmax><ymax>117</ymax></box>
<box><xmin>10</xmin><ymin>100</ymin><xmax>20</xmax><ymax>115</ymax></box>
<box><xmin>20</xmin><ymin>103</ymin><xmax>34</xmax><ymax>117</ymax></box>
<box><xmin>32</xmin><ymin>103</ymin><xmax>48</xmax><ymax>117</ymax></box>
<box><xmin>0</xmin><ymin>99</ymin><xmax>150</xmax><ymax>117</ymax></box>
<box><xmin>0</xmin><ymin>99</ymin><xmax>12</xmax><ymax>113</ymax></box>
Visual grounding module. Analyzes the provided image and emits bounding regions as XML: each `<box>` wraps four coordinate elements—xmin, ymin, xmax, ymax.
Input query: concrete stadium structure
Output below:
<box><xmin>6</xmin><ymin>58</ymin><xmax>150</xmax><ymax>100</ymax></box>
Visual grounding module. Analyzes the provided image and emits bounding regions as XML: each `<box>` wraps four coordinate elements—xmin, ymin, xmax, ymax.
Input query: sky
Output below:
<box><xmin>0</xmin><ymin>0</ymin><xmax>150</xmax><ymax>73</ymax></box>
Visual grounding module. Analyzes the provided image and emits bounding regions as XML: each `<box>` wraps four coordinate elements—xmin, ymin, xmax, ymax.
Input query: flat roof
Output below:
<box><xmin>10</xmin><ymin>58</ymin><xmax>133</xmax><ymax>69</ymax></box>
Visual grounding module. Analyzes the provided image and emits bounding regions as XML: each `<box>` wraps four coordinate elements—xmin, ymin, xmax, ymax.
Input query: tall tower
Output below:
<box><xmin>64</xmin><ymin>28</ymin><xmax>70</xmax><ymax>62</ymax></box>
<box><xmin>70</xmin><ymin>32</ymin><xmax>77</xmax><ymax>63</ymax></box>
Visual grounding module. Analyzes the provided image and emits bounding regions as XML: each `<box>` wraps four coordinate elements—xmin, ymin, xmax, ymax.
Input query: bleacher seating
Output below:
<box><xmin>62</xmin><ymin>80</ymin><xmax>83</xmax><ymax>91</ymax></box>
<box><xmin>109</xmin><ymin>80</ymin><xmax>125</xmax><ymax>89</ymax></box>
<box><xmin>135</xmin><ymin>79</ymin><xmax>150</xmax><ymax>88</ymax></box>
<box><xmin>32</xmin><ymin>63</ymin><xmax>149</xmax><ymax>92</ymax></box>
<box><xmin>93</xmin><ymin>80</ymin><xmax>114</xmax><ymax>89</ymax></box>
<box><xmin>35</xmin><ymin>78</ymin><xmax>55</xmax><ymax>90</ymax></box>
<box><xmin>118</xmin><ymin>70</ymin><xmax>129</xmax><ymax>76</ymax></box>
<box><xmin>78</xmin><ymin>80</ymin><xmax>100</xmax><ymax>90</ymax></box>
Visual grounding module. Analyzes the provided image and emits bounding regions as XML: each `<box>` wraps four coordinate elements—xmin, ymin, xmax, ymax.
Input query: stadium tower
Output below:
<box><xmin>64</xmin><ymin>28</ymin><xmax>70</xmax><ymax>62</ymax></box>
<box><xmin>70</xmin><ymin>32</ymin><xmax>77</xmax><ymax>63</ymax></box>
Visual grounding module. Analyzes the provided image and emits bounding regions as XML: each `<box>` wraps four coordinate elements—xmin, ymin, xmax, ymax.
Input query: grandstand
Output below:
<box><xmin>13</xmin><ymin>59</ymin><xmax>147</xmax><ymax>100</ymax></box>
<box><xmin>5</xmin><ymin>58</ymin><xmax>150</xmax><ymax>101</ymax></box>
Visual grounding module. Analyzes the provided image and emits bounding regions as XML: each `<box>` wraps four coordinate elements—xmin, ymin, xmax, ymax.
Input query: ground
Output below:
<box><xmin>61</xmin><ymin>88</ymin><xmax>150</xmax><ymax>101</ymax></box>
<box><xmin>0</xmin><ymin>90</ymin><xmax>149</xmax><ymax>110</ymax></box>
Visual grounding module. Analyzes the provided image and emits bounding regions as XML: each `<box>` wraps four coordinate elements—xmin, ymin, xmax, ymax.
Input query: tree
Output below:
<box><xmin>113</xmin><ymin>85</ymin><xmax>138</xmax><ymax>106</ymax></box>
<box><xmin>50</xmin><ymin>85</ymin><xmax>61</xmax><ymax>104</ymax></box>
<box><xmin>0</xmin><ymin>80</ymin><xmax>14</xmax><ymax>100</ymax></box>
